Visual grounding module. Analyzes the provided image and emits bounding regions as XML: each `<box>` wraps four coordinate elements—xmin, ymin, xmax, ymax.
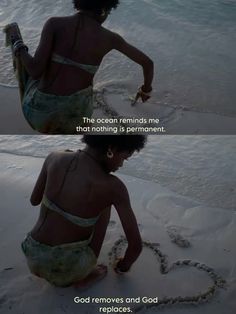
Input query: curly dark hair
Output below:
<box><xmin>73</xmin><ymin>0</ymin><xmax>120</xmax><ymax>15</ymax></box>
<box><xmin>82</xmin><ymin>135</ymin><xmax>147</xmax><ymax>153</ymax></box>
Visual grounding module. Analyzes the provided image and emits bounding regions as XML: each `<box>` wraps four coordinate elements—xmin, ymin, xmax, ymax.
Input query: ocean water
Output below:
<box><xmin>0</xmin><ymin>135</ymin><xmax>235</xmax><ymax>210</ymax></box>
<box><xmin>0</xmin><ymin>0</ymin><xmax>236</xmax><ymax>117</ymax></box>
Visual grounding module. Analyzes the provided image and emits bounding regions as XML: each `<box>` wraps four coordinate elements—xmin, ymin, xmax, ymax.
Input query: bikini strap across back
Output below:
<box><xmin>42</xmin><ymin>195</ymin><xmax>100</xmax><ymax>227</ymax></box>
<box><xmin>52</xmin><ymin>53</ymin><xmax>99</xmax><ymax>75</ymax></box>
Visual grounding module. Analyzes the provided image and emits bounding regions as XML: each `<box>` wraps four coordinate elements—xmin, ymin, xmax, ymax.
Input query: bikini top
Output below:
<box><xmin>51</xmin><ymin>53</ymin><xmax>99</xmax><ymax>75</ymax></box>
<box><xmin>42</xmin><ymin>194</ymin><xmax>100</xmax><ymax>227</ymax></box>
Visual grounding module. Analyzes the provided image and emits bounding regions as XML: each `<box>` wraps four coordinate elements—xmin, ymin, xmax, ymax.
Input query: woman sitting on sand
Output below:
<box><xmin>5</xmin><ymin>0</ymin><xmax>154</xmax><ymax>134</ymax></box>
<box><xmin>21</xmin><ymin>135</ymin><xmax>146</xmax><ymax>287</ymax></box>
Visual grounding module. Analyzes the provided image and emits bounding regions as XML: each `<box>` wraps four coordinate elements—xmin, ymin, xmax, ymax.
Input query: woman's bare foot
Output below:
<box><xmin>74</xmin><ymin>264</ymin><xmax>107</xmax><ymax>290</ymax></box>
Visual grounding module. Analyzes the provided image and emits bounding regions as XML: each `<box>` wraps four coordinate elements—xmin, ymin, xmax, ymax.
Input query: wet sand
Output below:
<box><xmin>1</xmin><ymin>86</ymin><xmax>236</xmax><ymax>134</ymax></box>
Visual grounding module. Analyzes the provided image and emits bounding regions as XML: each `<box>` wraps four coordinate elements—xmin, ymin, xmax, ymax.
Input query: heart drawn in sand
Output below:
<box><xmin>108</xmin><ymin>236</ymin><xmax>226</xmax><ymax>313</ymax></box>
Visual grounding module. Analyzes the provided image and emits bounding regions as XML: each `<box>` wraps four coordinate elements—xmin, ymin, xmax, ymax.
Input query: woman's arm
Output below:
<box><xmin>30</xmin><ymin>154</ymin><xmax>52</xmax><ymax>206</ymax></box>
<box><xmin>112</xmin><ymin>33</ymin><xmax>154</xmax><ymax>95</ymax></box>
<box><xmin>18</xmin><ymin>18</ymin><xmax>55</xmax><ymax>80</ymax></box>
<box><xmin>112</xmin><ymin>177</ymin><xmax>142</xmax><ymax>272</ymax></box>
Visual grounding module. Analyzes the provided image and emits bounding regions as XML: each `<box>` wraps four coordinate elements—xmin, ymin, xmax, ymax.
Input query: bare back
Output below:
<box><xmin>18</xmin><ymin>12</ymin><xmax>153</xmax><ymax>98</ymax></box>
<box><xmin>31</xmin><ymin>151</ymin><xmax>115</xmax><ymax>245</ymax></box>
<box><xmin>38</xmin><ymin>14</ymin><xmax>114</xmax><ymax>95</ymax></box>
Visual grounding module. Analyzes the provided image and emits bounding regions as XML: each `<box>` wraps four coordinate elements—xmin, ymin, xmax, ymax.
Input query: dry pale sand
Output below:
<box><xmin>1</xmin><ymin>86</ymin><xmax>236</xmax><ymax>134</ymax></box>
<box><xmin>0</xmin><ymin>152</ymin><xmax>235</xmax><ymax>314</ymax></box>
<box><xmin>104</xmin><ymin>92</ymin><xmax>236</xmax><ymax>135</ymax></box>
<box><xmin>0</xmin><ymin>86</ymin><xmax>38</xmax><ymax>134</ymax></box>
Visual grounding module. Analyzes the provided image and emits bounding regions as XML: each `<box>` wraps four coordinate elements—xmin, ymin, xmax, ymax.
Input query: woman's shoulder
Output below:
<box><xmin>108</xmin><ymin>174</ymin><xmax>127</xmax><ymax>192</ymax></box>
<box><xmin>45</xmin><ymin>150</ymin><xmax>76</xmax><ymax>167</ymax></box>
<box><xmin>101</xmin><ymin>27</ymin><xmax>122</xmax><ymax>40</ymax></box>
<box><xmin>101</xmin><ymin>28</ymin><xmax>126</xmax><ymax>50</ymax></box>
<box><xmin>44</xmin><ymin>15</ymin><xmax>75</xmax><ymax>29</ymax></box>
<box><xmin>108</xmin><ymin>175</ymin><xmax>131</xmax><ymax>208</ymax></box>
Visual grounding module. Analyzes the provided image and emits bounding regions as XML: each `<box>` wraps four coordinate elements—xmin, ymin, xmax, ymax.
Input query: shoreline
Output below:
<box><xmin>1</xmin><ymin>85</ymin><xmax>236</xmax><ymax>134</ymax></box>
<box><xmin>0</xmin><ymin>152</ymin><xmax>235</xmax><ymax>314</ymax></box>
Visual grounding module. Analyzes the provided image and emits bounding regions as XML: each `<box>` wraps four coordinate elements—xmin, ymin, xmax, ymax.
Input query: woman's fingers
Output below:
<box><xmin>131</xmin><ymin>92</ymin><xmax>141</xmax><ymax>106</ymax></box>
<box><xmin>131</xmin><ymin>89</ymin><xmax>151</xmax><ymax>106</ymax></box>
<box><xmin>11</xmin><ymin>35</ymin><xmax>21</xmax><ymax>44</ymax></box>
<box><xmin>140</xmin><ymin>94</ymin><xmax>151</xmax><ymax>102</ymax></box>
<box><xmin>113</xmin><ymin>258</ymin><xmax>125</xmax><ymax>274</ymax></box>
<box><xmin>8</xmin><ymin>25</ymin><xmax>21</xmax><ymax>44</ymax></box>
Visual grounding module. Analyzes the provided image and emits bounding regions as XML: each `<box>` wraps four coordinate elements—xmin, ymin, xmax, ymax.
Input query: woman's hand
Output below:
<box><xmin>138</xmin><ymin>85</ymin><xmax>152</xmax><ymax>102</ymax></box>
<box><xmin>13</xmin><ymin>40</ymin><xmax>29</xmax><ymax>57</ymax></box>
<box><xmin>5</xmin><ymin>23</ymin><xmax>28</xmax><ymax>57</ymax></box>
<box><xmin>7</xmin><ymin>23</ymin><xmax>21</xmax><ymax>45</ymax></box>
<box><xmin>113</xmin><ymin>258</ymin><xmax>130</xmax><ymax>274</ymax></box>
<box><xmin>132</xmin><ymin>85</ymin><xmax>152</xmax><ymax>105</ymax></box>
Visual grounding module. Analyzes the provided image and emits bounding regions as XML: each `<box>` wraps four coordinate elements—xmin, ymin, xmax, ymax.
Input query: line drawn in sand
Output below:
<box><xmin>108</xmin><ymin>236</ymin><xmax>226</xmax><ymax>313</ymax></box>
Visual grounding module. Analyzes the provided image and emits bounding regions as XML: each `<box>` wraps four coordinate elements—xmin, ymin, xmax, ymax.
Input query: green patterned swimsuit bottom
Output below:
<box><xmin>22</xmin><ymin>53</ymin><xmax>98</xmax><ymax>134</ymax></box>
<box><xmin>21</xmin><ymin>195</ymin><xmax>100</xmax><ymax>287</ymax></box>
<box><xmin>22</xmin><ymin>80</ymin><xmax>93</xmax><ymax>134</ymax></box>
<box><xmin>21</xmin><ymin>233</ymin><xmax>97</xmax><ymax>287</ymax></box>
